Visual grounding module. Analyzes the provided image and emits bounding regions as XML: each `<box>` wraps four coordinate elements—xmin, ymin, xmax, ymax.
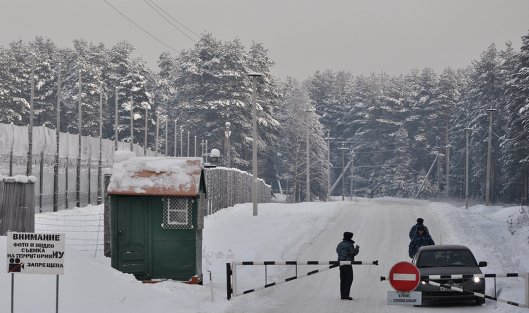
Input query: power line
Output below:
<box><xmin>143</xmin><ymin>0</ymin><xmax>197</xmax><ymax>43</ymax></box>
<box><xmin>492</xmin><ymin>128</ymin><xmax>529</xmax><ymax>141</ymax></box>
<box><xmin>148</xmin><ymin>0</ymin><xmax>201</xmax><ymax>39</ymax></box>
<box><xmin>103</xmin><ymin>0</ymin><xmax>179</xmax><ymax>53</ymax></box>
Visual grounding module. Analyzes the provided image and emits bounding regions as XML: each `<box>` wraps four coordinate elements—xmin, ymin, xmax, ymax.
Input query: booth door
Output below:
<box><xmin>116</xmin><ymin>197</ymin><xmax>149</xmax><ymax>276</ymax></box>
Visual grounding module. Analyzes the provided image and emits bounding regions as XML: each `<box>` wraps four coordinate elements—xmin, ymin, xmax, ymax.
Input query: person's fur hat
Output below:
<box><xmin>417</xmin><ymin>218</ymin><xmax>424</xmax><ymax>224</ymax></box>
<box><xmin>343</xmin><ymin>232</ymin><xmax>353</xmax><ymax>240</ymax></box>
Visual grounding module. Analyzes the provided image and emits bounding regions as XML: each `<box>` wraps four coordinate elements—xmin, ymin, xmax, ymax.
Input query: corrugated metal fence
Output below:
<box><xmin>0</xmin><ymin>178</ymin><xmax>35</xmax><ymax>235</ymax></box>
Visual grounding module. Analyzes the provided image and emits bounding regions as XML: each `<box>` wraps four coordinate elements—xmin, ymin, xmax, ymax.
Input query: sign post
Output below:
<box><xmin>6</xmin><ymin>232</ymin><xmax>65</xmax><ymax>313</ymax></box>
<box><xmin>387</xmin><ymin>261</ymin><xmax>422</xmax><ymax>305</ymax></box>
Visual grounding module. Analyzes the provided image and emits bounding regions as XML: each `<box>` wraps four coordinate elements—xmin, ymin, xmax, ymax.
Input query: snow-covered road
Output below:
<box><xmin>227</xmin><ymin>198</ymin><xmax>527</xmax><ymax>313</ymax></box>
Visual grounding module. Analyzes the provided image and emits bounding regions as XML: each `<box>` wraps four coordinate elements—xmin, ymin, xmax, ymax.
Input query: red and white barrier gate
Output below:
<box><xmin>381</xmin><ymin>272</ymin><xmax>529</xmax><ymax>307</ymax></box>
<box><xmin>226</xmin><ymin>260</ymin><xmax>378</xmax><ymax>300</ymax></box>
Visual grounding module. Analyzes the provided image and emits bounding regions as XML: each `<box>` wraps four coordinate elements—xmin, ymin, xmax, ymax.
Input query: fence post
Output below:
<box><xmin>53</xmin><ymin>151</ymin><xmax>59</xmax><ymax>212</ymax></box>
<box><xmin>88</xmin><ymin>157</ymin><xmax>91</xmax><ymax>205</ymax></box>
<box><xmin>104</xmin><ymin>174</ymin><xmax>111</xmax><ymax>257</ymax></box>
<box><xmin>226</xmin><ymin>263</ymin><xmax>232</xmax><ymax>300</ymax></box>
<box><xmin>9</xmin><ymin>150</ymin><xmax>13</xmax><ymax>176</ymax></box>
<box><xmin>65</xmin><ymin>157</ymin><xmax>69</xmax><ymax>210</ymax></box>
<box><xmin>525</xmin><ymin>273</ymin><xmax>529</xmax><ymax>307</ymax></box>
<box><xmin>39</xmin><ymin>151</ymin><xmax>44</xmax><ymax>212</ymax></box>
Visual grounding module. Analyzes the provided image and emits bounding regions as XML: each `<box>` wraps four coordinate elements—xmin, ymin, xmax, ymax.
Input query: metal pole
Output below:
<box><xmin>350</xmin><ymin>150</ymin><xmax>354</xmax><ymax>200</ymax></box>
<box><xmin>305</xmin><ymin>109</ymin><xmax>311</xmax><ymax>202</ymax></box>
<box><xmin>39</xmin><ymin>151</ymin><xmax>44</xmax><ymax>212</ymax></box>
<box><xmin>248</xmin><ymin>74</ymin><xmax>261</xmax><ymax>216</ymax></box>
<box><xmin>342</xmin><ymin>147</ymin><xmax>345</xmax><ymax>201</ymax></box>
<box><xmin>485</xmin><ymin>109</ymin><xmax>496</xmax><ymax>206</ymax></box>
<box><xmin>165</xmin><ymin>118</ymin><xmax>168</xmax><ymax>156</ymax></box>
<box><xmin>205</xmin><ymin>140</ymin><xmax>208</xmax><ymax>162</ymax></box>
<box><xmin>54</xmin><ymin>64</ymin><xmax>61</xmax><ymax>212</ymax></box>
<box><xmin>194</xmin><ymin>135</ymin><xmax>197</xmax><ymax>157</ymax></box>
<box><xmin>525</xmin><ymin>273</ymin><xmax>529</xmax><ymax>307</ymax></box>
<box><xmin>173</xmin><ymin>120</ymin><xmax>177</xmax><ymax>157</ymax></box>
<box><xmin>56</xmin><ymin>275</ymin><xmax>59</xmax><ymax>313</ymax></box>
<box><xmin>11</xmin><ymin>273</ymin><xmax>14</xmax><ymax>313</ymax></box>
<box><xmin>225</xmin><ymin>122</ymin><xmax>231</xmax><ymax>167</ymax></box>
<box><xmin>180</xmin><ymin>126</ymin><xmax>183</xmax><ymax>156</ymax></box>
<box><xmin>129</xmin><ymin>96</ymin><xmax>133</xmax><ymax>152</ymax></box>
<box><xmin>326</xmin><ymin>132</ymin><xmax>331</xmax><ymax>201</ymax></box>
<box><xmin>465</xmin><ymin>128</ymin><xmax>470</xmax><ymax>209</ymax></box>
<box><xmin>114</xmin><ymin>87</ymin><xmax>118</xmax><ymax>151</ymax></box>
<box><xmin>144</xmin><ymin>106</ymin><xmax>148</xmax><ymax>156</ymax></box>
<box><xmin>27</xmin><ymin>58</ymin><xmax>35</xmax><ymax>176</ymax></box>
<box><xmin>76</xmin><ymin>69</ymin><xmax>82</xmax><ymax>208</ymax></box>
<box><xmin>446</xmin><ymin>123</ymin><xmax>450</xmax><ymax>198</ymax></box>
<box><xmin>187</xmin><ymin>131</ymin><xmax>190</xmax><ymax>157</ymax></box>
<box><xmin>97</xmin><ymin>82</ymin><xmax>103</xmax><ymax>205</ymax></box>
<box><xmin>155</xmin><ymin>113</ymin><xmax>159</xmax><ymax>156</ymax></box>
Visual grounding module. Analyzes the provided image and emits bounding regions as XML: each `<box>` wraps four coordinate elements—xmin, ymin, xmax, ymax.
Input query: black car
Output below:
<box><xmin>412</xmin><ymin>245</ymin><xmax>488</xmax><ymax>305</ymax></box>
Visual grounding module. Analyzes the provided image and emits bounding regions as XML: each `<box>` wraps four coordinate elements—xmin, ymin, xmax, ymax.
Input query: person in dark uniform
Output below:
<box><xmin>409</xmin><ymin>218</ymin><xmax>429</xmax><ymax>240</ymax></box>
<box><xmin>408</xmin><ymin>225</ymin><xmax>435</xmax><ymax>259</ymax></box>
<box><xmin>336</xmin><ymin>231</ymin><xmax>360</xmax><ymax>300</ymax></box>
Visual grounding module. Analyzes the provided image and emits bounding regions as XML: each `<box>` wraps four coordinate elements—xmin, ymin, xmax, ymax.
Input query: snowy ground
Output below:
<box><xmin>1</xmin><ymin>197</ymin><xmax>529</xmax><ymax>313</ymax></box>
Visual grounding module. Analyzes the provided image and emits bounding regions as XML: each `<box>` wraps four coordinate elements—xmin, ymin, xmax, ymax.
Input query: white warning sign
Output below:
<box><xmin>6</xmin><ymin>232</ymin><xmax>65</xmax><ymax>275</ymax></box>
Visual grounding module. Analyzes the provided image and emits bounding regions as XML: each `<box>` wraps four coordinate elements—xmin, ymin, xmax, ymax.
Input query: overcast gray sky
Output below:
<box><xmin>2</xmin><ymin>0</ymin><xmax>529</xmax><ymax>80</ymax></box>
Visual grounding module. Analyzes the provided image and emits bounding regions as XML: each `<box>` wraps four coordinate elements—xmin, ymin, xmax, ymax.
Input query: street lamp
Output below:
<box><xmin>248</xmin><ymin>72</ymin><xmax>262</xmax><ymax>216</ymax></box>
<box><xmin>224</xmin><ymin>121</ymin><xmax>231</xmax><ymax>168</ymax></box>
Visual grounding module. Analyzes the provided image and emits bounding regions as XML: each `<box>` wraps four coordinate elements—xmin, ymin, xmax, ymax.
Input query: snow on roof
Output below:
<box><xmin>107</xmin><ymin>155</ymin><xmax>203</xmax><ymax>196</ymax></box>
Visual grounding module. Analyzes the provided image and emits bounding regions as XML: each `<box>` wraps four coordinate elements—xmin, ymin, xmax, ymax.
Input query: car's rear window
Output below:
<box><xmin>416</xmin><ymin>249</ymin><xmax>478</xmax><ymax>267</ymax></box>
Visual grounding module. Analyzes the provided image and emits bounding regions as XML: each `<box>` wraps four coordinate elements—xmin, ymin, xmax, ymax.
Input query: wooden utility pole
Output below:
<box><xmin>485</xmin><ymin>109</ymin><xmax>497</xmax><ymax>206</ymax></box>
<box><xmin>465</xmin><ymin>128</ymin><xmax>471</xmax><ymax>209</ymax></box>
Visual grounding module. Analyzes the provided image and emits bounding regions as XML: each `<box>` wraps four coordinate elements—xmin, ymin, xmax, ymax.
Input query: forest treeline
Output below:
<box><xmin>1</xmin><ymin>31</ymin><xmax>528</xmax><ymax>203</ymax></box>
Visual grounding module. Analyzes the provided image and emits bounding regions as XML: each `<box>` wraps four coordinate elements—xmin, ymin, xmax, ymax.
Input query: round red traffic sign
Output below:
<box><xmin>388</xmin><ymin>262</ymin><xmax>420</xmax><ymax>292</ymax></box>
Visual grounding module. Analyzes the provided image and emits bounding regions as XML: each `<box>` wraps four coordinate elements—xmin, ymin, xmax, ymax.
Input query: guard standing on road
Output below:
<box><xmin>336</xmin><ymin>231</ymin><xmax>360</xmax><ymax>300</ymax></box>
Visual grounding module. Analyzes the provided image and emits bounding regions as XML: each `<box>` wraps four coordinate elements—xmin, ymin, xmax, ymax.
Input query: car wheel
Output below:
<box><xmin>475</xmin><ymin>297</ymin><xmax>485</xmax><ymax>305</ymax></box>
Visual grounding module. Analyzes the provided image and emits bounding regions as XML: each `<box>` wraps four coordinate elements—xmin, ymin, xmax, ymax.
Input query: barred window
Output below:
<box><xmin>162</xmin><ymin>197</ymin><xmax>194</xmax><ymax>229</ymax></box>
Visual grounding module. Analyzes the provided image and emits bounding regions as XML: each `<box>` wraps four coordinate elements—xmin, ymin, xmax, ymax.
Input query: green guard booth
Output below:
<box><xmin>107</xmin><ymin>156</ymin><xmax>206</xmax><ymax>282</ymax></box>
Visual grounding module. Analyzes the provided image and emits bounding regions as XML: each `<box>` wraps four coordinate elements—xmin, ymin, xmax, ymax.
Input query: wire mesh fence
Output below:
<box><xmin>35</xmin><ymin>211</ymin><xmax>104</xmax><ymax>256</ymax></box>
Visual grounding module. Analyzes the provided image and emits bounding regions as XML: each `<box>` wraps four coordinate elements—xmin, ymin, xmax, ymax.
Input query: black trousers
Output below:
<box><xmin>339</xmin><ymin>265</ymin><xmax>353</xmax><ymax>298</ymax></box>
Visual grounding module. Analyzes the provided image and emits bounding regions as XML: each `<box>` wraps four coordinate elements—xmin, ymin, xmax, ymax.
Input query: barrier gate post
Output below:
<box><xmin>526</xmin><ymin>273</ymin><xmax>529</xmax><ymax>307</ymax></box>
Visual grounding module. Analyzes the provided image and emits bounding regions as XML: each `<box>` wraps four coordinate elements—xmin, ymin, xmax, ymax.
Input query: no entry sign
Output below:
<box><xmin>389</xmin><ymin>262</ymin><xmax>420</xmax><ymax>292</ymax></box>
